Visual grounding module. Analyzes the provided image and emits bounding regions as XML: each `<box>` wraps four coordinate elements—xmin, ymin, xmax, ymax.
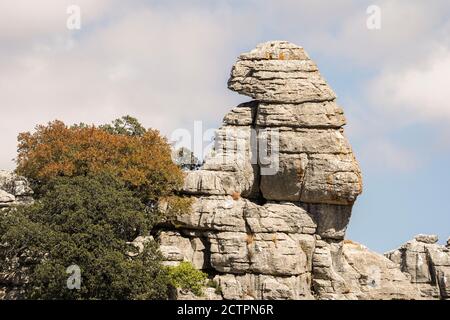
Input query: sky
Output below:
<box><xmin>0</xmin><ymin>0</ymin><xmax>449</xmax><ymax>253</ymax></box>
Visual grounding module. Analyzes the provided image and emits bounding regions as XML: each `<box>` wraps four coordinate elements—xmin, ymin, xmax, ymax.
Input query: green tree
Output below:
<box><xmin>0</xmin><ymin>174</ymin><xmax>169</xmax><ymax>299</ymax></box>
<box><xmin>100</xmin><ymin>115</ymin><xmax>147</xmax><ymax>137</ymax></box>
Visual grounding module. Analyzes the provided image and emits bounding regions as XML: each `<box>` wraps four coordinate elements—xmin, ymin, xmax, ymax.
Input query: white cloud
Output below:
<box><xmin>306</xmin><ymin>0</ymin><xmax>450</xmax><ymax>68</ymax></box>
<box><xmin>0</xmin><ymin>0</ymin><xmax>113</xmax><ymax>43</ymax></box>
<box><xmin>1</xmin><ymin>0</ymin><xmax>450</xmax><ymax>171</ymax></box>
<box><xmin>369</xmin><ymin>47</ymin><xmax>450</xmax><ymax>123</ymax></box>
<box><xmin>0</xmin><ymin>2</ymin><xmax>251</xmax><ymax>169</ymax></box>
<box><xmin>360</xmin><ymin>139</ymin><xmax>421</xmax><ymax>172</ymax></box>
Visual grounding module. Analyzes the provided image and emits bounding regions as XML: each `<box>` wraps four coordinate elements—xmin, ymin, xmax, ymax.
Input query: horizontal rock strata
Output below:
<box><xmin>159</xmin><ymin>41</ymin><xmax>367</xmax><ymax>300</ymax></box>
<box><xmin>385</xmin><ymin>235</ymin><xmax>450</xmax><ymax>299</ymax></box>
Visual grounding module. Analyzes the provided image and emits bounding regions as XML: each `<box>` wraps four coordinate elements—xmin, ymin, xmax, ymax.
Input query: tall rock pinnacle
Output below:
<box><xmin>156</xmin><ymin>41</ymin><xmax>423</xmax><ymax>300</ymax></box>
<box><xmin>227</xmin><ymin>41</ymin><xmax>362</xmax><ymax>205</ymax></box>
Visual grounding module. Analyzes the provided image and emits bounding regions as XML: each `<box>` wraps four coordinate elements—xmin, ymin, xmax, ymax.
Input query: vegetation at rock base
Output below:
<box><xmin>206</xmin><ymin>279</ymin><xmax>222</xmax><ymax>296</ymax></box>
<box><xmin>167</xmin><ymin>261</ymin><xmax>208</xmax><ymax>296</ymax></box>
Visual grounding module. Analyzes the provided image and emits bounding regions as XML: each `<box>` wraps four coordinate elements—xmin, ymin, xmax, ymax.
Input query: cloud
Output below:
<box><xmin>1</xmin><ymin>0</ymin><xmax>450</xmax><ymax>171</ymax></box>
<box><xmin>369</xmin><ymin>47</ymin><xmax>450</xmax><ymax>124</ymax></box>
<box><xmin>359</xmin><ymin>139</ymin><xmax>421</xmax><ymax>173</ymax></box>
<box><xmin>0</xmin><ymin>0</ymin><xmax>113</xmax><ymax>44</ymax></box>
<box><xmin>0</xmin><ymin>1</ymin><xmax>254</xmax><ymax>169</ymax></box>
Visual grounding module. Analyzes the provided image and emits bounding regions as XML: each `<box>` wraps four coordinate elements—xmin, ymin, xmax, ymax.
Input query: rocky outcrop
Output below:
<box><xmin>156</xmin><ymin>41</ymin><xmax>414</xmax><ymax>300</ymax></box>
<box><xmin>385</xmin><ymin>235</ymin><xmax>450</xmax><ymax>299</ymax></box>
<box><xmin>312</xmin><ymin>240</ymin><xmax>420</xmax><ymax>299</ymax></box>
<box><xmin>0</xmin><ymin>170</ymin><xmax>33</xmax><ymax>208</ymax></box>
<box><xmin>156</xmin><ymin>41</ymin><xmax>449</xmax><ymax>300</ymax></box>
<box><xmin>0</xmin><ymin>171</ymin><xmax>34</xmax><ymax>299</ymax></box>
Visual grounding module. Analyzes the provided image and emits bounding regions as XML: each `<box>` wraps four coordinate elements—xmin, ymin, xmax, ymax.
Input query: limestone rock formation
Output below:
<box><xmin>385</xmin><ymin>235</ymin><xmax>450</xmax><ymax>299</ymax></box>
<box><xmin>312</xmin><ymin>240</ymin><xmax>420</xmax><ymax>300</ymax></box>
<box><xmin>156</xmin><ymin>41</ymin><xmax>447</xmax><ymax>300</ymax></box>
<box><xmin>0</xmin><ymin>171</ymin><xmax>33</xmax><ymax>208</ymax></box>
<box><xmin>157</xmin><ymin>41</ymin><xmax>379</xmax><ymax>300</ymax></box>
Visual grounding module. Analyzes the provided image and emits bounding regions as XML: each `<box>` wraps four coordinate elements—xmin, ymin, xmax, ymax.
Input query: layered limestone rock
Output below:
<box><xmin>158</xmin><ymin>41</ymin><xmax>449</xmax><ymax>300</ymax></box>
<box><xmin>312</xmin><ymin>239</ymin><xmax>420</xmax><ymax>300</ymax></box>
<box><xmin>158</xmin><ymin>41</ymin><xmax>370</xmax><ymax>300</ymax></box>
<box><xmin>385</xmin><ymin>235</ymin><xmax>450</xmax><ymax>299</ymax></box>
<box><xmin>231</xmin><ymin>42</ymin><xmax>361</xmax><ymax>206</ymax></box>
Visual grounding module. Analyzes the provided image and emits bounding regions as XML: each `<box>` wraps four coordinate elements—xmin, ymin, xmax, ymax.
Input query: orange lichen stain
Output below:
<box><xmin>231</xmin><ymin>191</ymin><xmax>241</xmax><ymax>201</ymax></box>
<box><xmin>272</xmin><ymin>234</ymin><xmax>278</xmax><ymax>247</ymax></box>
<box><xmin>278</xmin><ymin>52</ymin><xmax>285</xmax><ymax>60</ymax></box>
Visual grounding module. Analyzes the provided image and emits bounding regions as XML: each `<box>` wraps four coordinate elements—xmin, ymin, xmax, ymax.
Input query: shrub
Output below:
<box><xmin>167</xmin><ymin>261</ymin><xmax>207</xmax><ymax>296</ymax></box>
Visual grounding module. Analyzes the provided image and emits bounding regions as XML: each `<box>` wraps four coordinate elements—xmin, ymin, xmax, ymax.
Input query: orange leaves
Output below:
<box><xmin>16</xmin><ymin>120</ymin><xmax>184</xmax><ymax>202</ymax></box>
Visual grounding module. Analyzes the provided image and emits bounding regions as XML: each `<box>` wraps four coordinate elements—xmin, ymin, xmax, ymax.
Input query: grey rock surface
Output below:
<box><xmin>161</xmin><ymin>41</ymin><xmax>364</xmax><ymax>300</ymax></box>
<box><xmin>0</xmin><ymin>171</ymin><xmax>33</xmax><ymax>207</ymax></box>
<box><xmin>385</xmin><ymin>235</ymin><xmax>450</xmax><ymax>299</ymax></box>
<box><xmin>228</xmin><ymin>41</ymin><xmax>336</xmax><ymax>103</ymax></box>
<box><xmin>0</xmin><ymin>190</ymin><xmax>15</xmax><ymax>206</ymax></box>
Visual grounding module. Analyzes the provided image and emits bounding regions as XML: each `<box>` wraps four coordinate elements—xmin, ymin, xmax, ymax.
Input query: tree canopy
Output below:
<box><xmin>16</xmin><ymin>117</ymin><xmax>185</xmax><ymax>207</ymax></box>
<box><xmin>0</xmin><ymin>174</ymin><xmax>169</xmax><ymax>299</ymax></box>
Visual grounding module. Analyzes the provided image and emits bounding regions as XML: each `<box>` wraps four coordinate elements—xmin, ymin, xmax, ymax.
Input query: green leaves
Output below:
<box><xmin>100</xmin><ymin>115</ymin><xmax>147</xmax><ymax>137</ymax></box>
<box><xmin>0</xmin><ymin>174</ymin><xmax>169</xmax><ymax>300</ymax></box>
<box><xmin>167</xmin><ymin>261</ymin><xmax>207</xmax><ymax>296</ymax></box>
<box><xmin>1</xmin><ymin>116</ymin><xmax>197</xmax><ymax>299</ymax></box>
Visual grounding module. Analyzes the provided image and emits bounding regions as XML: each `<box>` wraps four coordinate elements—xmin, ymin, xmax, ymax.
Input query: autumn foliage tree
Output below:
<box><xmin>16</xmin><ymin>117</ymin><xmax>186</xmax><ymax>210</ymax></box>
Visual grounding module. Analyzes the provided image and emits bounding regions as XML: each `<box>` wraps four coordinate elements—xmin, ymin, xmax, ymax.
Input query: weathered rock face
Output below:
<box><xmin>156</xmin><ymin>41</ymin><xmax>448</xmax><ymax>300</ymax></box>
<box><xmin>312</xmin><ymin>240</ymin><xmax>420</xmax><ymax>300</ymax></box>
<box><xmin>228</xmin><ymin>42</ymin><xmax>336</xmax><ymax>103</ymax></box>
<box><xmin>158</xmin><ymin>41</ymin><xmax>367</xmax><ymax>300</ymax></box>
<box><xmin>226</xmin><ymin>41</ymin><xmax>362</xmax><ymax>206</ymax></box>
<box><xmin>385</xmin><ymin>235</ymin><xmax>450</xmax><ymax>299</ymax></box>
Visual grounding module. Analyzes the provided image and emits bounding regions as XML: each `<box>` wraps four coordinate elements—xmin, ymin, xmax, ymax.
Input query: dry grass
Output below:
<box><xmin>246</xmin><ymin>233</ymin><xmax>255</xmax><ymax>245</ymax></box>
<box><xmin>343</xmin><ymin>239</ymin><xmax>357</xmax><ymax>245</ymax></box>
